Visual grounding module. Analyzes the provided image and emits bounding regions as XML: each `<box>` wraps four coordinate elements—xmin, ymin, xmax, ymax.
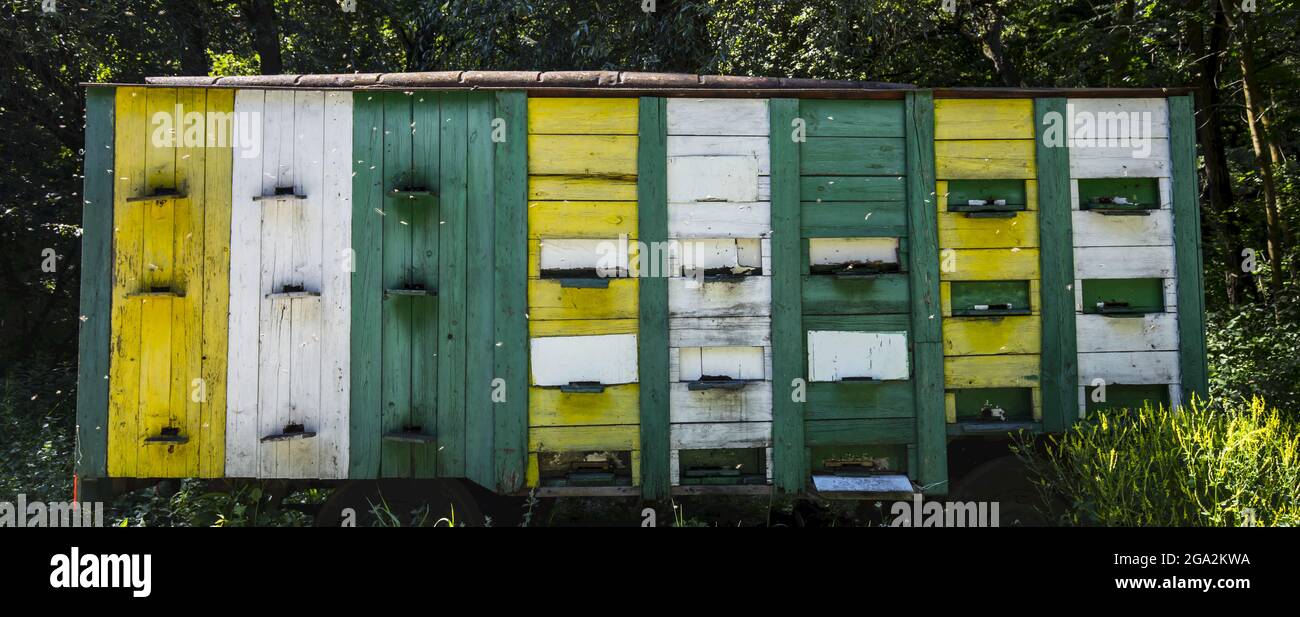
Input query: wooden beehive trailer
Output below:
<box><xmin>75</xmin><ymin>72</ymin><xmax>1207</xmax><ymax>503</ymax></box>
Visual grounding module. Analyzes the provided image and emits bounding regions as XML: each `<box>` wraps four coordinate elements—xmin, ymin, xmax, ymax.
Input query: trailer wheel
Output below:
<box><xmin>313</xmin><ymin>479</ymin><xmax>485</xmax><ymax>527</ymax></box>
<box><xmin>948</xmin><ymin>455</ymin><xmax>1054</xmax><ymax>527</ymax></box>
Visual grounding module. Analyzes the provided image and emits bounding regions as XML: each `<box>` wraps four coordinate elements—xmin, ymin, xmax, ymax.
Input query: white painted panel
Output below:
<box><xmin>667</xmin><ymin>99</ymin><xmax>770</xmax><ymax>136</ymax></box>
<box><xmin>1069</xmin><ymin>140</ymin><xmax>1171</xmax><ymax>178</ymax></box>
<box><xmin>538</xmin><ymin>238</ymin><xmax>626</xmax><ymax>272</ymax></box>
<box><xmin>809</xmin><ymin>237</ymin><xmax>900</xmax><ymax>266</ymax></box>
<box><xmin>1066</xmin><ymin>98</ymin><xmax>1169</xmax><ymax>140</ymax></box>
<box><xmin>1071</xmin><ymin>209</ymin><xmax>1174</xmax><ymax>247</ymax></box>
<box><xmin>671</xmin><ymin>421</ymin><xmax>772</xmax><ymax>449</ymax></box>
<box><xmin>1163</xmin><ymin>278</ymin><xmax>1178</xmax><ymax>313</ymax></box>
<box><xmin>674</xmin><ymin>238</ymin><xmax>763</xmax><ymax>274</ymax></box>
<box><xmin>678</xmin><ymin>346</ymin><xmax>765</xmax><ymax>381</ymax></box>
<box><xmin>226</xmin><ymin>90</ymin><xmax>351</xmax><ymax>479</ymax></box>
<box><xmin>1074</xmin><ymin>246</ymin><xmax>1175</xmax><ymax>279</ymax></box>
<box><xmin>807</xmin><ymin>331</ymin><xmax>910</xmax><ymax>382</ymax></box>
<box><xmin>1075</xmin><ymin>313</ymin><xmax>1179</xmax><ymax>353</ymax></box>
<box><xmin>669</xmin><ymin>316</ymin><xmax>770</xmax><ymax>348</ymax></box>
<box><xmin>1077</xmin><ymin>351</ymin><xmax>1180</xmax><ymax>385</ymax></box>
<box><xmin>668</xmin><ymin>275</ymin><xmax>771</xmax><ymax>317</ymax></box>
<box><xmin>667</xmin><ymin>136</ymin><xmax>770</xmax><ymax>175</ymax></box>
<box><xmin>668</xmin><ymin>155</ymin><xmax>760</xmax><ymax>203</ymax></box>
<box><xmin>668</xmin><ymin>202</ymin><xmax>771</xmax><ymax>238</ymax></box>
<box><xmin>530</xmin><ymin>334</ymin><xmax>639</xmax><ymax>386</ymax></box>
<box><xmin>670</xmin><ymin>382</ymin><xmax>773</xmax><ymax>423</ymax></box>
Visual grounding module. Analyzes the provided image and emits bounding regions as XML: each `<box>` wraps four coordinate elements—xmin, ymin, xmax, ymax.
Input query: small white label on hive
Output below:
<box><xmin>807</xmin><ymin>330</ymin><xmax>909</xmax><ymax>382</ymax></box>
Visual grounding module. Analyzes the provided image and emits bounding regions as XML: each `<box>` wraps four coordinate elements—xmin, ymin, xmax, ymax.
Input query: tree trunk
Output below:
<box><xmin>244</xmin><ymin>0</ymin><xmax>283</xmax><ymax>75</ymax></box>
<box><xmin>165</xmin><ymin>0</ymin><xmax>210</xmax><ymax>76</ymax></box>
<box><xmin>1233</xmin><ymin>8</ymin><xmax>1284</xmax><ymax>296</ymax></box>
<box><xmin>959</xmin><ymin>3</ymin><xmax>1025</xmax><ymax>87</ymax></box>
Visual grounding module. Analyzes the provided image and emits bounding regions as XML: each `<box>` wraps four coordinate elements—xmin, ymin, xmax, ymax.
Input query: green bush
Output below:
<box><xmin>1015</xmin><ymin>397</ymin><xmax>1300</xmax><ymax>526</ymax></box>
<box><xmin>1207</xmin><ymin>302</ymin><xmax>1300</xmax><ymax>415</ymax></box>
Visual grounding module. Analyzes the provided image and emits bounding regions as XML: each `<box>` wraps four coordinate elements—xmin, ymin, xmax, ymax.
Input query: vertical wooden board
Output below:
<box><xmin>178</xmin><ymin>88</ymin><xmax>210</xmax><ymax>477</ymax></box>
<box><xmin>1035</xmin><ymin>98</ymin><xmax>1079</xmax><ymax>433</ymax></box>
<box><xmin>1168</xmin><ymin>96</ymin><xmax>1207</xmax><ymax>401</ymax></box>
<box><xmin>906</xmin><ymin>92</ymin><xmax>947</xmax><ymax>494</ymax></box>
<box><xmin>493</xmin><ymin>91</ymin><xmax>528</xmax><ymax>492</ymax></box>
<box><xmin>768</xmin><ymin>98</ymin><xmax>805</xmax><ymax>492</ymax></box>
<box><xmin>76</xmin><ymin>87</ymin><xmax>115</xmax><ymax>479</ymax></box>
<box><xmin>409</xmin><ymin>93</ymin><xmax>441</xmax><ymax>477</ymax></box>
<box><xmin>380</xmin><ymin>91</ymin><xmax>414</xmax><ymax>478</ymax></box>
<box><xmin>349</xmin><ymin>92</ymin><xmax>384</xmax><ymax>478</ymax></box>
<box><xmin>287</xmin><ymin>298</ymin><xmax>323</xmax><ymax>477</ymax></box>
<box><xmin>108</xmin><ymin>88</ymin><xmax>146</xmax><ymax>477</ymax></box>
<box><xmin>464</xmin><ymin>92</ymin><xmax>497</xmax><ymax>488</ymax></box>
<box><xmin>318</xmin><ymin>90</ymin><xmax>353</xmax><ymax>478</ymax></box>
<box><xmin>228</xmin><ymin>89</ymin><xmax>262</xmax><ymax>478</ymax></box>
<box><xmin>638</xmin><ymin>97</ymin><xmax>669</xmax><ymax>500</ymax></box>
<box><xmin>200</xmin><ymin>88</ymin><xmax>234</xmax><ymax>477</ymax></box>
<box><xmin>137</xmin><ymin>297</ymin><xmax>174</xmax><ymax>472</ymax></box>
<box><xmin>289</xmin><ymin>90</ymin><xmax>326</xmax><ymax>477</ymax></box>
<box><xmin>437</xmin><ymin>92</ymin><xmax>469</xmax><ymax>477</ymax></box>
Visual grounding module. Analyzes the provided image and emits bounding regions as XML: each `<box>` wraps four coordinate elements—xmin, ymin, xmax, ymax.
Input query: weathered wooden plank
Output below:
<box><xmin>940</xmin><ymin>248</ymin><xmax>1041</xmax><ymax>281</ymax></box>
<box><xmin>348</xmin><ymin>92</ymin><xmax>384</xmax><ymax>478</ymax></box>
<box><xmin>1068</xmin><ymin>141</ymin><xmax>1171</xmax><ymax>178</ymax></box>
<box><xmin>937</xmin><ymin>211</ymin><xmax>1040</xmax><ymax>249</ymax></box>
<box><xmin>637</xmin><ymin>97</ymin><xmax>669</xmax><ymax>499</ymax></box>
<box><xmin>805</xmin><ymin>381</ymin><xmax>916</xmax><ymax>421</ymax></box>
<box><xmin>800</xmin><ymin>175</ymin><xmax>906</xmax><ymax>202</ymax></box>
<box><xmin>527</xmin><ymin>97</ymin><xmax>638</xmax><ymax>135</ymax></box>
<box><xmin>808</xmin><ymin>330</ymin><xmax>909</xmax><ymax>381</ymax></box>
<box><xmin>768</xmin><ymin>98</ymin><xmax>805</xmax><ymax>492</ymax></box>
<box><xmin>493</xmin><ymin>91</ymin><xmax>529</xmax><ymax>492</ymax></box>
<box><xmin>943</xmin><ymin>316</ymin><xmax>1041</xmax><ymax>356</ymax></box>
<box><xmin>437</xmin><ymin>92</ymin><xmax>469</xmax><ymax>478</ymax></box>
<box><xmin>408</xmin><ymin>92</ymin><xmax>442</xmax><ymax>478</ymax></box>
<box><xmin>1076</xmin><ymin>313</ymin><xmax>1179</xmax><ymax>353</ymax></box>
<box><xmin>668</xmin><ymin>276</ymin><xmax>771</xmax><ymax>318</ymax></box>
<box><xmin>669</xmin><ymin>382</ymin><xmax>773</xmax><ymax>423</ymax></box>
<box><xmin>800</xmin><ymin>99</ymin><xmax>905</xmax><ymax>138</ymax></box>
<box><xmin>1071</xmin><ymin>210</ymin><xmax>1173</xmax><ymax>247</ymax></box>
<box><xmin>463</xmin><ymin>92</ymin><xmax>497</xmax><ymax>488</ymax></box>
<box><xmin>669</xmin><ymin>202</ymin><xmax>770</xmax><ymax>238</ymax></box>
<box><xmin>935</xmin><ymin>140</ymin><xmax>1037</xmax><ymax>179</ymax></box>
<box><xmin>527</xmin><ymin>278</ymin><xmax>639</xmax><ymax>320</ymax></box>
<box><xmin>1077</xmin><ymin>351</ymin><xmax>1180</xmax><ymax>385</ymax></box>
<box><xmin>225</xmin><ymin>90</ymin><xmax>264</xmax><ymax>478</ymax></box>
<box><xmin>528</xmin><ymin>135</ymin><xmax>637</xmax><ymax>176</ymax></box>
<box><xmin>529</xmin><ymin>384</ymin><xmax>640</xmax><ymax>426</ymax></box>
<box><xmin>804</xmin><ymin>418</ymin><xmax>916</xmax><ymax>446</ymax></box>
<box><xmin>671</xmin><ymin>421</ymin><xmax>771</xmax><ymax>449</ymax></box>
<box><xmin>943</xmin><ymin>354</ymin><xmax>1041</xmax><ymax>388</ymax></box>
<box><xmin>801</xmin><ymin>274</ymin><xmax>910</xmax><ymax>315</ymax></box>
<box><xmin>906</xmin><ymin>91</ymin><xmax>947</xmax><ymax>493</ymax></box>
<box><xmin>666</xmin><ymin>136</ymin><xmax>770</xmax><ymax>173</ymax></box>
<box><xmin>668</xmin><ymin>316</ymin><xmax>770</xmax><ymax>348</ymax></box>
<box><xmin>530</xmin><ymin>334</ymin><xmax>639</xmax><ymax>386</ymax></box>
<box><xmin>318</xmin><ymin>90</ymin><xmax>353</xmax><ymax>478</ymax></box>
<box><xmin>529</xmin><ymin>201</ymin><xmax>637</xmax><ymax>238</ymax></box>
<box><xmin>667</xmin><ymin>98</ymin><xmax>769</xmax><ymax>136</ymax></box>
<box><xmin>379</xmin><ymin>91</ymin><xmax>414</xmax><ymax>478</ymax></box>
<box><xmin>528</xmin><ymin>176</ymin><xmax>637</xmax><ymax>201</ymax></box>
<box><xmin>1065</xmin><ymin>98</ymin><xmax>1170</xmax><ymax>139</ymax></box>
<box><xmin>801</xmin><ymin>201</ymin><xmax>907</xmax><ymax>237</ymax></box>
<box><xmin>530</xmin><ymin>318</ymin><xmax>638</xmax><ymax>337</ymax></box>
<box><xmin>800</xmin><ymin>137</ymin><xmax>906</xmax><ymax>176</ymax></box>
<box><xmin>934</xmin><ymin>99</ymin><xmax>1034</xmax><ymax>140</ymax></box>
<box><xmin>1073</xmin><ymin>245</ymin><xmax>1175</xmax><ymax>279</ymax></box>
<box><xmin>1035</xmin><ymin>97</ymin><xmax>1079</xmax><ymax>434</ymax></box>
<box><xmin>75</xmin><ymin>87</ymin><xmax>115</xmax><ymax>479</ymax></box>
<box><xmin>529</xmin><ymin>425</ymin><xmax>639</xmax><ymax>452</ymax></box>
<box><xmin>667</xmin><ymin>155</ymin><xmax>759</xmax><ymax>203</ymax></box>
<box><xmin>803</xmin><ymin>313</ymin><xmax>910</xmax><ymax>332</ymax></box>
<box><xmin>1168</xmin><ymin>95</ymin><xmax>1208</xmax><ymax>400</ymax></box>
<box><xmin>105</xmin><ymin>85</ymin><xmax>142</xmax><ymax>477</ymax></box>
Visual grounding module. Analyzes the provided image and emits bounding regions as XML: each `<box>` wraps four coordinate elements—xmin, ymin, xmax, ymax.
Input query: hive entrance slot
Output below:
<box><xmin>539</xmin><ymin>451</ymin><xmax>633</xmax><ymax>487</ymax></box>
<box><xmin>144</xmin><ymin>426</ymin><xmax>188</xmax><ymax>444</ymax></box>
<box><xmin>384</xmin><ymin>283</ymin><xmax>436</xmax><ymax>298</ymax></box>
<box><xmin>560</xmin><ymin>381</ymin><xmax>606</xmax><ymax>394</ymax></box>
<box><xmin>253</xmin><ymin>186</ymin><xmax>308</xmax><ymax>202</ymax></box>
<box><xmin>261</xmin><ymin>423</ymin><xmax>318</xmax><ymax>443</ymax></box>
<box><xmin>382</xmin><ymin>426</ymin><xmax>437</xmax><ymax>444</ymax></box>
<box><xmin>126</xmin><ymin>188</ymin><xmax>186</xmax><ymax>203</ymax></box>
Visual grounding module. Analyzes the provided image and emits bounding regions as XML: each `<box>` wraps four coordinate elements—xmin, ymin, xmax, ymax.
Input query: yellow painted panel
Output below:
<box><xmin>529</xmin><ymin>319</ymin><xmax>639</xmax><ymax>337</ymax></box>
<box><xmin>528</xmin><ymin>98</ymin><xmax>638</xmax><ymax>135</ymax></box>
<box><xmin>529</xmin><ymin>201</ymin><xmax>637</xmax><ymax>238</ymax></box>
<box><xmin>528</xmin><ymin>135</ymin><xmax>638</xmax><ymax>177</ymax></box>
<box><xmin>944</xmin><ymin>355</ymin><xmax>1041</xmax><ymax>388</ymax></box>
<box><xmin>529</xmin><ymin>425</ymin><xmax>641</xmax><ymax>452</ymax></box>
<box><xmin>631</xmin><ymin>451</ymin><xmax>641</xmax><ymax>487</ymax></box>
<box><xmin>934</xmin><ymin>99</ymin><xmax>1034</xmax><ymax>140</ymax></box>
<box><xmin>529</xmin><ymin>384</ymin><xmax>640</xmax><ymax>426</ymax></box>
<box><xmin>529</xmin><ymin>176</ymin><xmax>638</xmax><ymax>201</ymax></box>
<box><xmin>108</xmin><ymin>88</ymin><xmax>230</xmax><ymax>478</ymax></box>
<box><xmin>940</xmin><ymin>248</ymin><xmax>1040</xmax><ymax>281</ymax></box>
<box><xmin>938</xmin><ymin>211</ymin><xmax>1039</xmax><ymax>249</ymax></box>
<box><xmin>935</xmin><ymin>140</ymin><xmax>1036</xmax><ymax>179</ymax></box>
<box><xmin>528</xmin><ymin>278</ymin><xmax>639</xmax><ymax>320</ymax></box>
<box><xmin>945</xmin><ymin>392</ymin><xmax>957</xmax><ymax>423</ymax></box>
<box><xmin>940</xmin><ymin>282</ymin><xmax>952</xmax><ymax>317</ymax></box>
<box><xmin>942</xmin><ymin>316</ymin><xmax>1041</xmax><ymax>356</ymax></box>
<box><xmin>528</xmin><ymin>237</ymin><xmax>638</xmax><ymax>277</ymax></box>
<box><xmin>1032</xmin><ymin>387</ymin><xmax>1043</xmax><ymax>421</ymax></box>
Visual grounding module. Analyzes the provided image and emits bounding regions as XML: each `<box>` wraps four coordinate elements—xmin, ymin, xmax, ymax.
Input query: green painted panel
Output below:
<box><xmin>436</xmin><ymin>92</ymin><xmax>469</xmax><ymax>478</ymax></box>
<box><xmin>800</xmin><ymin>137</ymin><xmax>906</xmax><ymax>176</ymax></box>
<box><xmin>800</xmin><ymin>176</ymin><xmax>907</xmax><ymax>202</ymax></box>
<box><xmin>803</xmin><ymin>313</ymin><xmax>910</xmax><ymax>332</ymax></box>
<box><xmin>804</xmin><ymin>418</ymin><xmax>916</xmax><ymax>446</ymax></box>
<box><xmin>637</xmin><ymin>97</ymin><xmax>670</xmax><ymax>500</ymax></box>
<box><xmin>945</xmin><ymin>179</ymin><xmax>1027</xmax><ymax>210</ymax></box>
<box><xmin>801</xmin><ymin>201</ymin><xmax>907</xmax><ymax>237</ymax></box>
<box><xmin>1081</xmin><ymin>278</ymin><xmax>1164</xmax><ymax>313</ymax></box>
<box><xmin>493</xmin><ymin>91</ymin><xmax>529</xmax><ymax>493</ymax></box>
<box><xmin>76</xmin><ymin>87</ymin><xmax>115</xmax><ymax>479</ymax></box>
<box><xmin>464</xmin><ymin>92</ymin><xmax>496</xmax><ymax>488</ymax></box>
<box><xmin>769</xmin><ymin>98</ymin><xmax>806</xmax><ymax>493</ymax></box>
<box><xmin>349</xmin><ymin>93</ymin><xmax>385</xmax><ymax>478</ymax></box>
<box><xmin>1034</xmin><ymin>97</ymin><xmax>1079</xmax><ymax>434</ymax></box>
<box><xmin>380</xmin><ymin>92</ymin><xmax>417</xmax><ymax>478</ymax></box>
<box><xmin>1085</xmin><ymin>383</ymin><xmax>1170</xmax><ymax>413</ymax></box>
<box><xmin>799</xmin><ymin>100</ymin><xmax>905</xmax><ymax>138</ymax></box>
<box><xmin>906</xmin><ymin>91</ymin><xmax>947</xmax><ymax>494</ymax></box>
<box><xmin>809</xmin><ymin>444</ymin><xmax>907</xmax><ymax>474</ymax></box>
<box><xmin>805</xmin><ymin>381</ymin><xmax>916</xmax><ymax>421</ymax></box>
<box><xmin>1169</xmin><ymin>95</ymin><xmax>1208</xmax><ymax>400</ymax></box>
<box><xmin>950</xmin><ymin>281</ymin><xmax>1031</xmax><ymax>315</ymax></box>
<box><xmin>801</xmin><ymin>274</ymin><xmax>910</xmax><ymax>315</ymax></box>
<box><xmin>408</xmin><ymin>94</ymin><xmax>441</xmax><ymax>478</ymax></box>
<box><xmin>1077</xmin><ymin>177</ymin><xmax>1160</xmax><ymax>210</ymax></box>
<box><xmin>953</xmin><ymin>387</ymin><xmax>1034</xmax><ymax>421</ymax></box>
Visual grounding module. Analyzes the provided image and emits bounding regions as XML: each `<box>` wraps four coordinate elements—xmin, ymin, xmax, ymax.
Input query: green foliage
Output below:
<box><xmin>1015</xmin><ymin>397</ymin><xmax>1300</xmax><ymax>526</ymax></box>
<box><xmin>0</xmin><ymin>361</ymin><xmax>75</xmax><ymax>504</ymax></box>
<box><xmin>1207</xmin><ymin>302</ymin><xmax>1300</xmax><ymax>413</ymax></box>
<box><xmin>111</xmin><ymin>480</ymin><xmax>324</xmax><ymax>527</ymax></box>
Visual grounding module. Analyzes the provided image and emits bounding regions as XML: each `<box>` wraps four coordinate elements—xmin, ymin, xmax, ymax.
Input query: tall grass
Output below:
<box><xmin>1015</xmin><ymin>397</ymin><xmax>1300</xmax><ymax>526</ymax></box>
